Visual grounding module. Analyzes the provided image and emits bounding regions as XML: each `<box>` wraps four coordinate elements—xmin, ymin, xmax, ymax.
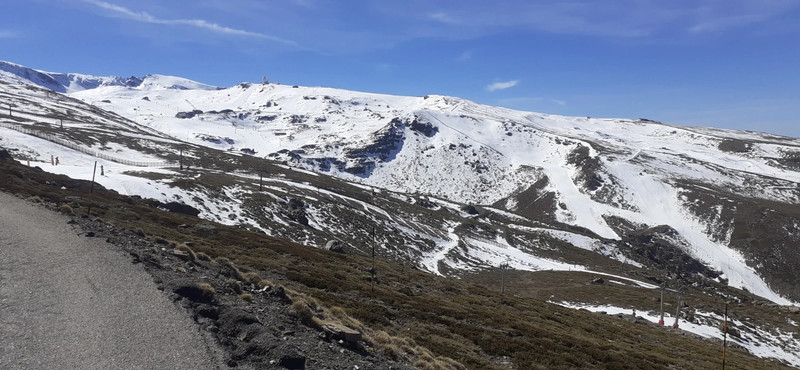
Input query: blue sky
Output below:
<box><xmin>2</xmin><ymin>0</ymin><xmax>799</xmax><ymax>137</ymax></box>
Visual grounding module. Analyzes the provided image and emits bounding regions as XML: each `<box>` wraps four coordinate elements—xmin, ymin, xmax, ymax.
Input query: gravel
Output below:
<box><xmin>0</xmin><ymin>191</ymin><xmax>226</xmax><ymax>369</ymax></box>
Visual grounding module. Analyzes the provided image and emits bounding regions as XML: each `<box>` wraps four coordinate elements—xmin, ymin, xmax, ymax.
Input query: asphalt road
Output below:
<box><xmin>0</xmin><ymin>192</ymin><xmax>223</xmax><ymax>369</ymax></box>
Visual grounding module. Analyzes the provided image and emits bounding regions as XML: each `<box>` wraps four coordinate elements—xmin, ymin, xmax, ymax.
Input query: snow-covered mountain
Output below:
<box><xmin>0</xmin><ymin>61</ymin><xmax>216</xmax><ymax>93</ymax></box>
<box><xmin>2</xmin><ymin>61</ymin><xmax>800</xmax><ymax>310</ymax></box>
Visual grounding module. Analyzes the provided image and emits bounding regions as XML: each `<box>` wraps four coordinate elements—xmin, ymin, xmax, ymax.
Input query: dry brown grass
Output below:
<box><xmin>256</xmin><ymin>279</ymin><xmax>274</xmax><ymax>289</ymax></box>
<box><xmin>239</xmin><ymin>271</ymin><xmax>262</xmax><ymax>284</ymax></box>
<box><xmin>240</xmin><ymin>293</ymin><xmax>253</xmax><ymax>302</ymax></box>
<box><xmin>195</xmin><ymin>251</ymin><xmax>212</xmax><ymax>261</ymax></box>
<box><xmin>59</xmin><ymin>204</ymin><xmax>73</xmax><ymax>214</ymax></box>
<box><xmin>197</xmin><ymin>282</ymin><xmax>216</xmax><ymax>301</ymax></box>
<box><xmin>289</xmin><ymin>298</ymin><xmax>317</xmax><ymax>325</ymax></box>
<box><xmin>227</xmin><ymin>278</ymin><xmax>242</xmax><ymax>294</ymax></box>
<box><xmin>176</xmin><ymin>244</ymin><xmax>197</xmax><ymax>261</ymax></box>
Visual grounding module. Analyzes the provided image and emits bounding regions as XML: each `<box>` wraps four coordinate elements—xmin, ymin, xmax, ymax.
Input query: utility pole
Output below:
<box><xmin>179</xmin><ymin>148</ymin><xmax>183</xmax><ymax>170</ymax></box>
<box><xmin>371</xmin><ymin>226</ymin><xmax>376</xmax><ymax>296</ymax></box>
<box><xmin>658</xmin><ymin>288</ymin><xmax>665</xmax><ymax>325</ymax></box>
<box><xmin>500</xmin><ymin>261</ymin><xmax>509</xmax><ymax>294</ymax></box>
<box><xmin>259</xmin><ymin>171</ymin><xmax>263</xmax><ymax>191</ymax></box>
<box><xmin>722</xmin><ymin>303</ymin><xmax>728</xmax><ymax>370</ymax></box>
<box><xmin>673</xmin><ymin>294</ymin><xmax>682</xmax><ymax>329</ymax></box>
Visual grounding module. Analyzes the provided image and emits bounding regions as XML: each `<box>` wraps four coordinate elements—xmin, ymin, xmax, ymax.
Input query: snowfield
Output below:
<box><xmin>2</xmin><ymin>62</ymin><xmax>800</xmax><ymax>308</ymax></box>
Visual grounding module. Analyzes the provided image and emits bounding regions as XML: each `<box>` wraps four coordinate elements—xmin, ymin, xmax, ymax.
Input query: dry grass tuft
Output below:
<box><xmin>213</xmin><ymin>257</ymin><xmax>263</xmax><ymax>284</ymax></box>
<box><xmin>240</xmin><ymin>293</ymin><xmax>253</xmax><ymax>302</ymax></box>
<box><xmin>256</xmin><ymin>279</ymin><xmax>274</xmax><ymax>289</ymax></box>
<box><xmin>239</xmin><ymin>271</ymin><xmax>262</xmax><ymax>284</ymax></box>
<box><xmin>227</xmin><ymin>278</ymin><xmax>243</xmax><ymax>294</ymax></box>
<box><xmin>327</xmin><ymin>306</ymin><xmax>365</xmax><ymax>332</ymax></box>
<box><xmin>213</xmin><ymin>256</ymin><xmax>232</xmax><ymax>265</ymax></box>
<box><xmin>134</xmin><ymin>227</ymin><xmax>146</xmax><ymax>238</ymax></box>
<box><xmin>176</xmin><ymin>243</ymin><xmax>197</xmax><ymax>261</ymax></box>
<box><xmin>414</xmin><ymin>353</ymin><xmax>437</xmax><ymax>368</ymax></box>
<box><xmin>59</xmin><ymin>204</ymin><xmax>73</xmax><ymax>214</ymax></box>
<box><xmin>197</xmin><ymin>282</ymin><xmax>216</xmax><ymax>300</ymax></box>
<box><xmin>195</xmin><ymin>251</ymin><xmax>212</xmax><ymax>261</ymax></box>
<box><xmin>289</xmin><ymin>295</ymin><xmax>320</xmax><ymax>325</ymax></box>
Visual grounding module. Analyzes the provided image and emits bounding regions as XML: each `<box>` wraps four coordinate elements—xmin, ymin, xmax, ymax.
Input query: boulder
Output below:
<box><xmin>322</xmin><ymin>323</ymin><xmax>362</xmax><ymax>344</ymax></box>
<box><xmin>162</xmin><ymin>202</ymin><xmax>201</xmax><ymax>217</ymax></box>
<box><xmin>279</xmin><ymin>348</ymin><xmax>306</xmax><ymax>369</ymax></box>
<box><xmin>324</xmin><ymin>240</ymin><xmax>345</xmax><ymax>253</ymax></box>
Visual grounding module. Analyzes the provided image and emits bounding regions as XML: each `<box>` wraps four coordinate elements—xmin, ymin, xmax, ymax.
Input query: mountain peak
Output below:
<box><xmin>0</xmin><ymin>61</ymin><xmax>217</xmax><ymax>93</ymax></box>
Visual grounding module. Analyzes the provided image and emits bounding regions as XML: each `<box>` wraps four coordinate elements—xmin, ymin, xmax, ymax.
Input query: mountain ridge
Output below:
<box><xmin>2</xmin><ymin>61</ymin><xmax>799</xmax><ymax>307</ymax></box>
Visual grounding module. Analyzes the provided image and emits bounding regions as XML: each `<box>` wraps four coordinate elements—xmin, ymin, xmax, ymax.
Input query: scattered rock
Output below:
<box><xmin>285</xmin><ymin>198</ymin><xmax>308</xmax><ymax>226</ymax></box>
<box><xmin>322</xmin><ymin>323</ymin><xmax>362</xmax><ymax>344</ymax></box>
<box><xmin>324</xmin><ymin>240</ymin><xmax>345</xmax><ymax>253</ymax></box>
<box><xmin>591</xmin><ymin>277</ymin><xmax>605</xmax><ymax>285</ymax></box>
<box><xmin>279</xmin><ymin>348</ymin><xmax>306</xmax><ymax>369</ymax></box>
<box><xmin>175</xmin><ymin>110</ymin><xmax>203</xmax><ymax>119</ymax></box>
<box><xmin>161</xmin><ymin>201</ymin><xmax>201</xmax><ymax>217</ymax></box>
<box><xmin>172</xmin><ymin>280</ymin><xmax>216</xmax><ymax>303</ymax></box>
<box><xmin>172</xmin><ymin>249</ymin><xmax>193</xmax><ymax>261</ymax></box>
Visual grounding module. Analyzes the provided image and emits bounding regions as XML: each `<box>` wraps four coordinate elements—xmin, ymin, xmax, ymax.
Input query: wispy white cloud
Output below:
<box><xmin>375</xmin><ymin>0</ymin><xmax>800</xmax><ymax>43</ymax></box>
<box><xmin>0</xmin><ymin>30</ymin><xmax>19</xmax><ymax>38</ymax></box>
<box><xmin>374</xmin><ymin>63</ymin><xmax>392</xmax><ymax>72</ymax></box>
<box><xmin>428</xmin><ymin>11</ymin><xmax>460</xmax><ymax>25</ymax></box>
<box><xmin>456</xmin><ymin>50</ymin><xmax>473</xmax><ymax>62</ymax></box>
<box><xmin>689</xmin><ymin>13</ymin><xmax>769</xmax><ymax>33</ymax></box>
<box><xmin>487</xmin><ymin>80</ymin><xmax>519</xmax><ymax>92</ymax></box>
<box><xmin>83</xmin><ymin>0</ymin><xmax>298</xmax><ymax>46</ymax></box>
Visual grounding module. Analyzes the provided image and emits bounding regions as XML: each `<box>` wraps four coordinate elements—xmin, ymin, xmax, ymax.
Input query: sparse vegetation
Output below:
<box><xmin>226</xmin><ymin>278</ymin><xmax>242</xmax><ymax>294</ymax></box>
<box><xmin>0</xmin><ymin>148</ymin><xmax>794</xmax><ymax>369</ymax></box>
<box><xmin>288</xmin><ymin>296</ymin><xmax>318</xmax><ymax>325</ymax></box>
<box><xmin>239</xmin><ymin>271</ymin><xmax>262</xmax><ymax>285</ymax></box>
<box><xmin>175</xmin><ymin>243</ymin><xmax>197</xmax><ymax>261</ymax></box>
<box><xmin>196</xmin><ymin>282</ymin><xmax>215</xmax><ymax>300</ymax></box>
<box><xmin>256</xmin><ymin>279</ymin><xmax>273</xmax><ymax>289</ymax></box>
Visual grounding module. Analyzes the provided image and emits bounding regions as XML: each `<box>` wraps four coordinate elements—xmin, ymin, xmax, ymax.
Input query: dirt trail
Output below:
<box><xmin>0</xmin><ymin>192</ymin><xmax>223</xmax><ymax>369</ymax></box>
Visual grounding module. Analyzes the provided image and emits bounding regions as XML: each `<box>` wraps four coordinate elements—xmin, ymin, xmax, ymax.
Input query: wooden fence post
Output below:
<box><xmin>90</xmin><ymin>161</ymin><xmax>97</xmax><ymax>193</ymax></box>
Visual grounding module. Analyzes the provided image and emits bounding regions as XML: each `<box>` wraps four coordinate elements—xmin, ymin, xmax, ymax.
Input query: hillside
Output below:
<box><xmin>1</xmin><ymin>61</ymin><xmax>800</xmax><ymax>367</ymax></box>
